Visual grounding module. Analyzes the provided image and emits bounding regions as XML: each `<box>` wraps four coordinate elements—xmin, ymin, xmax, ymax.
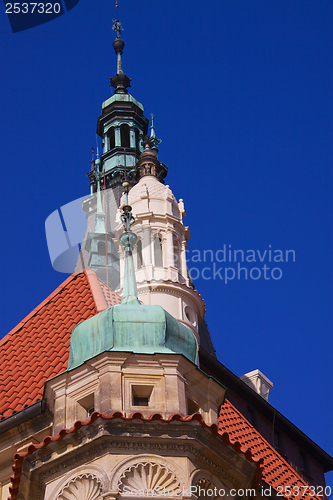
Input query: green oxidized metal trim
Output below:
<box><xmin>67</xmin><ymin>178</ymin><xmax>198</xmax><ymax>372</ymax></box>
<box><xmin>67</xmin><ymin>304</ymin><xmax>198</xmax><ymax>371</ymax></box>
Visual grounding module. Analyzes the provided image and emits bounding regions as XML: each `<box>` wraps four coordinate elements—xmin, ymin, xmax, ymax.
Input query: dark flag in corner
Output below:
<box><xmin>4</xmin><ymin>0</ymin><xmax>80</xmax><ymax>33</ymax></box>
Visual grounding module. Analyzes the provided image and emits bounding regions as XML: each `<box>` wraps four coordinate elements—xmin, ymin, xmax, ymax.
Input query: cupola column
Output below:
<box><xmin>129</xmin><ymin>127</ymin><xmax>136</xmax><ymax>148</ymax></box>
<box><xmin>115</xmin><ymin>126</ymin><xmax>121</xmax><ymax>147</ymax></box>
<box><xmin>181</xmin><ymin>239</ymin><xmax>188</xmax><ymax>283</ymax></box>
<box><xmin>104</xmin><ymin>135</ymin><xmax>110</xmax><ymax>153</ymax></box>
<box><xmin>165</xmin><ymin>228</ymin><xmax>175</xmax><ymax>269</ymax></box>
<box><xmin>142</xmin><ymin>226</ymin><xmax>152</xmax><ymax>266</ymax></box>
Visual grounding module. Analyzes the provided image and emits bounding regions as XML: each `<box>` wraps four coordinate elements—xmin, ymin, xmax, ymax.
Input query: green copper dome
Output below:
<box><xmin>67</xmin><ymin>303</ymin><xmax>198</xmax><ymax>371</ymax></box>
<box><xmin>68</xmin><ymin>180</ymin><xmax>198</xmax><ymax>371</ymax></box>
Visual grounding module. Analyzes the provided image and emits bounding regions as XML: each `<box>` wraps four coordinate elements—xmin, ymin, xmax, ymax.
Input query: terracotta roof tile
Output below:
<box><xmin>1</xmin><ymin>272</ymin><xmax>323</xmax><ymax>500</ymax></box>
<box><xmin>0</xmin><ymin>271</ymin><xmax>121</xmax><ymax>419</ymax></box>
<box><xmin>219</xmin><ymin>399</ymin><xmax>321</xmax><ymax>500</ymax></box>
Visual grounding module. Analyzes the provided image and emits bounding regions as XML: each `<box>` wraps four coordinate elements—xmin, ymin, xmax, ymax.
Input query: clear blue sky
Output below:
<box><xmin>0</xmin><ymin>0</ymin><xmax>332</xmax><ymax>484</ymax></box>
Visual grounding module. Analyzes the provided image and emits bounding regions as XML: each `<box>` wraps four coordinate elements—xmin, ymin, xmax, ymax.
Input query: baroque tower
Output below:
<box><xmin>78</xmin><ymin>12</ymin><xmax>206</xmax><ymax>343</ymax></box>
<box><xmin>2</xmin><ymin>7</ymin><xmax>332</xmax><ymax>500</ymax></box>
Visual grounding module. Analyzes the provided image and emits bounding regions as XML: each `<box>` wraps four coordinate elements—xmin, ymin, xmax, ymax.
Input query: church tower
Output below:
<box><xmin>114</xmin><ymin>136</ymin><xmax>205</xmax><ymax>342</ymax></box>
<box><xmin>89</xmin><ymin>9</ymin><xmax>167</xmax><ymax>203</ymax></box>
<box><xmin>77</xmin><ymin>9</ymin><xmax>168</xmax><ymax>290</ymax></box>
<box><xmin>3</xmin><ymin>7</ymin><xmax>333</xmax><ymax>500</ymax></box>
<box><xmin>80</xmin><ymin>9</ymin><xmax>205</xmax><ymax>341</ymax></box>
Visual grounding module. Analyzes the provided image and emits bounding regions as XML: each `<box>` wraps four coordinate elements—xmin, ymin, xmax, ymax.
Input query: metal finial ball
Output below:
<box><xmin>122</xmin><ymin>181</ymin><xmax>130</xmax><ymax>188</ymax></box>
<box><xmin>113</xmin><ymin>36</ymin><xmax>125</xmax><ymax>54</ymax></box>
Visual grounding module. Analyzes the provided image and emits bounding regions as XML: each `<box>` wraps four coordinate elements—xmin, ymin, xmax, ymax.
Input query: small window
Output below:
<box><xmin>98</xmin><ymin>241</ymin><xmax>106</xmax><ymax>254</ymax></box>
<box><xmin>154</xmin><ymin>236</ymin><xmax>163</xmax><ymax>267</ymax></box>
<box><xmin>108</xmin><ymin>127</ymin><xmax>115</xmax><ymax>150</ymax></box>
<box><xmin>132</xmin><ymin>385</ymin><xmax>153</xmax><ymax>407</ymax></box>
<box><xmin>185</xmin><ymin>306</ymin><xmax>195</xmax><ymax>324</ymax></box>
<box><xmin>187</xmin><ymin>397</ymin><xmax>200</xmax><ymax>415</ymax></box>
<box><xmin>133</xmin><ymin>397</ymin><xmax>149</xmax><ymax>406</ymax></box>
<box><xmin>137</xmin><ymin>239</ymin><xmax>143</xmax><ymax>269</ymax></box>
<box><xmin>77</xmin><ymin>394</ymin><xmax>95</xmax><ymax>420</ymax></box>
<box><xmin>174</xmin><ymin>237</ymin><xmax>180</xmax><ymax>269</ymax></box>
<box><xmin>120</xmin><ymin>124</ymin><xmax>130</xmax><ymax>148</ymax></box>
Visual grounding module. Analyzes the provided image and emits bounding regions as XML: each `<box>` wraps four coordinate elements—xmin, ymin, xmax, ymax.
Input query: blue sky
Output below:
<box><xmin>0</xmin><ymin>0</ymin><xmax>332</xmax><ymax>483</ymax></box>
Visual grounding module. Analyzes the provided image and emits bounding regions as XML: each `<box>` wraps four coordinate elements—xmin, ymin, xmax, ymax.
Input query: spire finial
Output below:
<box><xmin>149</xmin><ymin>113</ymin><xmax>162</xmax><ymax>150</ymax></box>
<box><xmin>90</xmin><ymin>147</ymin><xmax>95</xmax><ymax>171</ymax></box>
<box><xmin>150</xmin><ymin>113</ymin><xmax>156</xmax><ymax>138</ymax></box>
<box><xmin>110</xmin><ymin>1</ymin><xmax>132</xmax><ymax>93</ymax></box>
<box><xmin>112</xmin><ymin>0</ymin><xmax>122</xmax><ymax>37</ymax></box>
<box><xmin>112</xmin><ymin>0</ymin><xmax>124</xmax><ymax>75</ymax></box>
<box><xmin>119</xmin><ymin>182</ymin><xmax>140</xmax><ymax>305</ymax></box>
<box><xmin>94</xmin><ymin>145</ymin><xmax>105</xmax><ymax>233</ymax></box>
<box><xmin>116</xmin><ymin>0</ymin><xmax>119</xmax><ymax>24</ymax></box>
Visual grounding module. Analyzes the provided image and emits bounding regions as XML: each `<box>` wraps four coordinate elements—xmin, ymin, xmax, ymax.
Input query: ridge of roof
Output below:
<box><xmin>9</xmin><ymin>411</ymin><xmax>264</xmax><ymax>500</ymax></box>
<box><xmin>219</xmin><ymin>399</ymin><xmax>322</xmax><ymax>500</ymax></box>
<box><xmin>0</xmin><ymin>271</ymin><xmax>121</xmax><ymax>420</ymax></box>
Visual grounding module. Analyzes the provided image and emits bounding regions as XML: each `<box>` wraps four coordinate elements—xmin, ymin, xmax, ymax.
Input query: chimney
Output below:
<box><xmin>240</xmin><ymin>369</ymin><xmax>273</xmax><ymax>401</ymax></box>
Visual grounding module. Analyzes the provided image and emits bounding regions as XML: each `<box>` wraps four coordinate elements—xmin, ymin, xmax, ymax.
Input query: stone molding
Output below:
<box><xmin>40</xmin><ymin>454</ymin><xmax>230</xmax><ymax>500</ymax></box>
<box><xmin>30</xmin><ymin>433</ymin><xmax>241</xmax><ymax>496</ymax></box>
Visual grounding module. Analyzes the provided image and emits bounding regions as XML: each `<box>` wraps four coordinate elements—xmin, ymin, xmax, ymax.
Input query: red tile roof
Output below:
<box><xmin>219</xmin><ymin>399</ymin><xmax>321</xmax><ymax>500</ymax></box>
<box><xmin>0</xmin><ymin>273</ymin><xmax>323</xmax><ymax>500</ymax></box>
<box><xmin>0</xmin><ymin>271</ymin><xmax>121</xmax><ymax>420</ymax></box>
<box><xmin>9</xmin><ymin>411</ymin><xmax>263</xmax><ymax>500</ymax></box>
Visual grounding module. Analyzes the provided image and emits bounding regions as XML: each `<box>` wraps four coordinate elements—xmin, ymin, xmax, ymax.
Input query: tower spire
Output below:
<box><xmin>119</xmin><ymin>181</ymin><xmax>140</xmax><ymax>305</ymax></box>
<box><xmin>110</xmin><ymin>1</ymin><xmax>131</xmax><ymax>93</ymax></box>
<box><xmin>150</xmin><ymin>113</ymin><xmax>162</xmax><ymax>151</ymax></box>
<box><xmin>93</xmin><ymin>146</ymin><xmax>105</xmax><ymax>233</ymax></box>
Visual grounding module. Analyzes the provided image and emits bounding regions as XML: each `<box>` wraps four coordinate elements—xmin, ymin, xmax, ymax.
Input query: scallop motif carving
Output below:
<box><xmin>57</xmin><ymin>474</ymin><xmax>102</xmax><ymax>500</ymax></box>
<box><xmin>196</xmin><ymin>479</ymin><xmax>219</xmax><ymax>499</ymax></box>
<box><xmin>118</xmin><ymin>462</ymin><xmax>181</xmax><ymax>495</ymax></box>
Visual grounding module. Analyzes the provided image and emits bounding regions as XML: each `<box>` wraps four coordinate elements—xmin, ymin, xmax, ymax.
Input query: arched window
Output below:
<box><xmin>174</xmin><ymin>237</ymin><xmax>180</xmax><ymax>270</ymax></box>
<box><xmin>154</xmin><ymin>236</ymin><xmax>163</xmax><ymax>267</ymax></box>
<box><xmin>137</xmin><ymin>239</ymin><xmax>143</xmax><ymax>269</ymax></box>
<box><xmin>98</xmin><ymin>241</ymin><xmax>106</xmax><ymax>254</ymax></box>
<box><xmin>120</xmin><ymin>124</ymin><xmax>130</xmax><ymax>148</ymax></box>
<box><xmin>107</xmin><ymin>127</ymin><xmax>115</xmax><ymax>150</ymax></box>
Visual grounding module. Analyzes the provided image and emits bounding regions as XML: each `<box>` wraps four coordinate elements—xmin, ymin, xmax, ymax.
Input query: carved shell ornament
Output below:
<box><xmin>57</xmin><ymin>474</ymin><xmax>102</xmax><ymax>500</ymax></box>
<box><xmin>118</xmin><ymin>462</ymin><xmax>181</xmax><ymax>496</ymax></box>
<box><xmin>195</xmin><ymin>479</ymin><xmax>221</xmax><ymax>500</ymax></box>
